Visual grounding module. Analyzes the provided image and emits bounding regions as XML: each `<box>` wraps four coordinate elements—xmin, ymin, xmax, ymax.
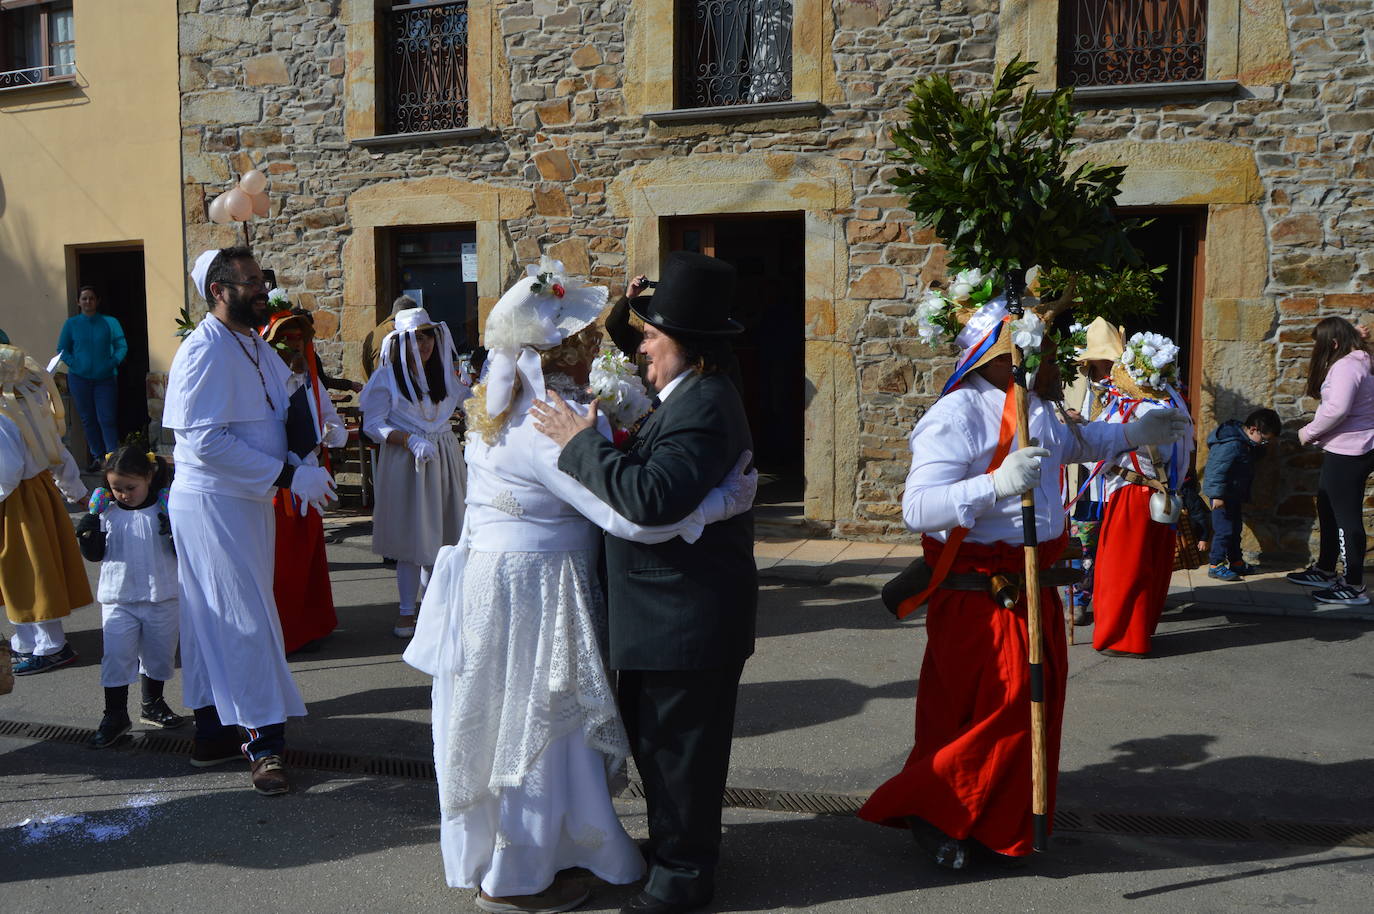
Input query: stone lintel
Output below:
<box><xmin>642</xmin><ymin>100</ymin><xmax>826</xmax><ymax>125</ymax></box>
<box><xmin>1050</xmin><ymin>80</ymin><xmax>1242</xmax><ymax>105</ymax></box>
<box><xmin>350</xmin><ymin>127</ymin><xmax>492</xmax><ymax>149</ymax></box>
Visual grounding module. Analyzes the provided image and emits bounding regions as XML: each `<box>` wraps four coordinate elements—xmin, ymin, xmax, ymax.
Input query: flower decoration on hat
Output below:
<box><xmin>1112</xmin><ymin>331</ymin><xmax>1181</xmax><ymax>401</ymax></box>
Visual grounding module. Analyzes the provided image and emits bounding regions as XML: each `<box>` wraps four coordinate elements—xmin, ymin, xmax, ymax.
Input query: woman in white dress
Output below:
<box><xmin>360</xmin><ymin>307</ymin><xmax>471</xmax><ymax>637</ymax></box>
<box><xmin>404</xmin><ymin>260</ymin><xmax>754</xmax><ymax>914</ymax></box>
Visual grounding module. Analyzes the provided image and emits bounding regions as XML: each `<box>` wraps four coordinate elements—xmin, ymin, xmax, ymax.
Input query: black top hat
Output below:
<box><xmin>629</xmin><ymin>251</ymin><xmax>743</xmax><ymax>337</ymax></box>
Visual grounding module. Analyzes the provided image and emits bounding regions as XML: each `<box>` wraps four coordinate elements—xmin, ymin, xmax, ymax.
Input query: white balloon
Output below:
<box><xmin>239</xmin><ymin>169</ymin><xmax>268</xmax><ymax>196</ymax></box>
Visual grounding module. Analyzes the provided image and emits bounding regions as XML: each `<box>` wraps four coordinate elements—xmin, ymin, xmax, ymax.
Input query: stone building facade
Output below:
<box><xmin>176</xmin><ymin>0</ymin><xmax>1373</xmax><ymax>556</ymax></box>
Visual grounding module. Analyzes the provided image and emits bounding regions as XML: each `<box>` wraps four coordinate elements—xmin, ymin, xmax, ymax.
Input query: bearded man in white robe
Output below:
<box><xmin>163</xmin><ymin>247</ymin><xmax>337</xmax><ymax>796</ymax></box>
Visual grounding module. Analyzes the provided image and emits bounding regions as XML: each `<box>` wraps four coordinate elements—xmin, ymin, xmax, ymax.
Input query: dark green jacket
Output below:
<box><xmin>559</xmin><ymin>371</ymin><xmax>757</xmax><ymax>671</ymax></box>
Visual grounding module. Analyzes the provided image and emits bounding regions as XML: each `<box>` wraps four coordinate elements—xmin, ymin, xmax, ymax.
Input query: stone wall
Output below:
<box><xmin>176</xmin><ymin>0</ymin><xmax>1374</xmax><ymax>553</ymax></box>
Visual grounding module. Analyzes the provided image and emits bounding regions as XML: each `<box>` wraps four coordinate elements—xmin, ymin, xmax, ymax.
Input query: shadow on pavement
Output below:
<box><xmin>1148</xmin><ymin>607</ymin><xmax>1373</xmax><ymax>657</ymax></box>
<box><xmin>734</xmin><ymin>677</ymin><xmax>912</xmax><ymax>737</ymax></box>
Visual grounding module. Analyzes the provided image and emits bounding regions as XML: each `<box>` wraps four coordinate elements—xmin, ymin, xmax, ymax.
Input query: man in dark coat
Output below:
<box><xmin>531</xmin><ymin>251</ymin><xmax>757</xmax><ymax>914</ymax></box>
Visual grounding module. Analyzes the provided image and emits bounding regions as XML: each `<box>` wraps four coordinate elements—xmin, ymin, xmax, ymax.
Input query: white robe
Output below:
<box><xmin>404</xmin><ymin>385</ymin><xmax>717</xmax><ymax>896</ymax></box>
<box><xmin>164</xmin><ymin>316</ymin><xmax>305</xmax><ymax>728</ymax></box>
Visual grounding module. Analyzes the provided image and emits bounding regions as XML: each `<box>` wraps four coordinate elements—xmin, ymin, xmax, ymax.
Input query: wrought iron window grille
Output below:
<box><xmin>0</xmin><ymin>61</ymin><xmax>74</xmax><ymax>89</ymax></box>
<box><xmin>1058</xmin><ymin>0</ymin><xmax>1208</xmax><ymax>88</ymax></box>
<box><xmin>386</xmin><ymin>0</ymin><xmax>469</xmax><ymax>135</ymax></box>
<box><xmin>678</xmin><ymin>0</ymin><xmax>793</xmax><ymax>109</ymax></box>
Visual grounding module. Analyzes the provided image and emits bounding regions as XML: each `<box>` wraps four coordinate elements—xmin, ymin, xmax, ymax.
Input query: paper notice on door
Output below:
<box><xmin>461</xmin><ymin>243</ymin><xmax>478</xmax><ymax>283</ymax></box>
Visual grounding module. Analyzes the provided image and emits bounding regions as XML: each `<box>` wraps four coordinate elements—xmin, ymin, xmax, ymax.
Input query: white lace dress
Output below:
<box><xmin>404</xmin><ymin>380</ymin><xmax>712</xmax><ymax>896</ymax></box>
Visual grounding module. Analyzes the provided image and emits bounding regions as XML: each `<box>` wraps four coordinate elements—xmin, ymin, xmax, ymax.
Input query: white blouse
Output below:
<box><xmin>360</xmin><ymin>365</ymin><xmax>471</xmax><ymax>442</ymax></box>
<box><xmin>902</xmin><ymin>373</ymin><xmax>1129</xmax><ymax>545</ymax></box>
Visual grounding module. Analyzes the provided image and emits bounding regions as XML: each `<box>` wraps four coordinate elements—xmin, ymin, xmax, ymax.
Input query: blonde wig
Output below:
<box><xmin>466</xmin><ymin>324</ymin><xmax>603</xmax><ymax>445</ymax></box>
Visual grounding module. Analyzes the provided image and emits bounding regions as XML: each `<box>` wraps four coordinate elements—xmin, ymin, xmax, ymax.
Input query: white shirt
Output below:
<box><xmin>0</xmin><ymin>414</ymin><xmax>85</xmax><ymax>502</ymax></box>
<box><xmin>902</xmin><ymin>373</ymin><xmax>1130</xmax><ymax>545</ymax></box>
<box><xmin>97</xmin><ymin>499</ymin><xmax>179</xmax><ymax>604</ymax></box>
<box><xmin>1101</xmin><ymin>394</ymin><xmax>1194</xmax><ymax>497</ymax></box>
<box><xmin>653</xmin><ymin>369</ymin><xmax>693</xmax><ymax>404</ymax></box>
<box><xmin>165</xmin><ymin>316</ymin><xmax>292</xmax><ymax>502</ymax></box>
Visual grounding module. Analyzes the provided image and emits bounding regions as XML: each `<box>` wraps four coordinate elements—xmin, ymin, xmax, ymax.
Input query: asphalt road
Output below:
<box><xmin>4</xmin><ymin>528</ymin><xmax>1373</xmax><ymax>912</ymax></box>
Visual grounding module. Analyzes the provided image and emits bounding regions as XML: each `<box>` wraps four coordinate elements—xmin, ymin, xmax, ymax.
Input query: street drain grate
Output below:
<box><xmin>4</xmin><ymin>718</ymin><xmax>1371</xmax><ymax>849</ymax></box>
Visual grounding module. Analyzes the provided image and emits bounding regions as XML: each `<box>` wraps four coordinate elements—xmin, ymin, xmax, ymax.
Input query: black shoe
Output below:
<box><xmin>86</xmin><ymin>458</ymin><xmax>102</xmax><ymax>473</ymax></box>
<box><xmin>907</xmin><ymin>816</ymin><xmax>970</xmax><ymax>870</ymax></box>
<box><xmin>139</xmin><ymin>697</ymin><xmax>187</xmax><ymax>729</ymax></box>
<box><xmin>619</xmin><ymin>890</ymin><xmax>712</xmax><ymax>914</ymax></box>
<box><xmin>190</xmin><ymin>733</ymin><xmax>245</xmax><ymax>768</ymax></box>
<box><xmin>89</xmin><ymin>711</ymin><xmax>131</xmax><ymax>749</ymax></box>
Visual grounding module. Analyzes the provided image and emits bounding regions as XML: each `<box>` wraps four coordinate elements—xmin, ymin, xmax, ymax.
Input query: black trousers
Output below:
<box><xmin>1316</xmin><ymin>448</ymin><xmax>1374</xmax><ymax>586</ymax></box>
<box><xmin>618</xmin><ymin>663</ymin><xmax>746</xmax><ymax>905</ymax></box>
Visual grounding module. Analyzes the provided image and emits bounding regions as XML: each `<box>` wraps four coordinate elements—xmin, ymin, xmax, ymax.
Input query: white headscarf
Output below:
<box><xmin>376</xmin><ymin>307</ymin><xmax>459</xmax><ymax>406</ymax></box>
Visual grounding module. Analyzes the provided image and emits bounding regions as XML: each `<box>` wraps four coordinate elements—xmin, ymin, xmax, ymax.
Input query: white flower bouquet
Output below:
<box><xmin>589</xmin><ymin>348</ymin><xmax>653</xmax><ymax>432</ymax></box>
<box><xmin>1119</xmin><ymin>331</ymin><xmax>1180</xmax><ymax>391</ymax></box>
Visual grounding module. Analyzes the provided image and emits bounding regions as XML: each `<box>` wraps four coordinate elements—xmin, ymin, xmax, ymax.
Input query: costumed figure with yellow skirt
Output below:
<box><xmin>0</xmin><ymin>344</ymin><xmax>92</xmax><ymax>675</ymax></box>
<box><xmin>1088</xmin><ymin>333</ymin><xmax>1194</xmax><ymax>657</ymax></box>
<box><xmin>260</xmin><ymin>302</ymin><xmax>347</xmax><ymax>653</ymax></box>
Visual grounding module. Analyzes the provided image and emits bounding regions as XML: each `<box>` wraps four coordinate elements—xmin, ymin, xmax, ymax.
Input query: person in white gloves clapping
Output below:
<box><xmin>358</xmin><ymin>307</ymin><xmax>470</xmax><ymax>637</ymax></box>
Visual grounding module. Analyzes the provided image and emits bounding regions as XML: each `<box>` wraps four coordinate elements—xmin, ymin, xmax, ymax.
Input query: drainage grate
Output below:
<box><xmin>3</xmin><ymin>718</ymin><xmax>1371</xmax><ymax>849</ymax></box>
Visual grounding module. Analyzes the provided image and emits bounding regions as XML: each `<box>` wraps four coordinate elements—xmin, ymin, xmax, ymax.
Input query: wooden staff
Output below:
<box><xmin>1004</xmin><ymin>267</ymin><xmax>1050</xmax><ymax>852</ymax></box>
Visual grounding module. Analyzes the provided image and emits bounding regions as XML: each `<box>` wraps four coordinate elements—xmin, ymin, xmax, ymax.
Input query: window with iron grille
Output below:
<box><xmin>0</xmin><ymin>0</ymin><xmax>74</xmax><ymax>89</ymax></box>
<box><xmin>678</xmin><ymin>0</ymin><xmax>792</xmax><ymax>109</ymax></box>
<box><xmin>1058</xmin><ymin>0</ymin><xmax>1207</xmax><ymax>88</ymax></box>
<box><xmin>385</xmin><ymin>0</ymin><xmax>468</xmax><ymax>134</ymax></box>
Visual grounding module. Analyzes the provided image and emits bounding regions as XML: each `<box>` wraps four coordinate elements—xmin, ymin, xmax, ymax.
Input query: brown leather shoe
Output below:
<box><xmin>474</xmin><ymin>879</ymin><xmax>590</xmax><ymax>913</ymax></box>
<box><xmin>250</xmin><ymin>755</ymin><xmax>290</xmax><ymax>796</ymax></box>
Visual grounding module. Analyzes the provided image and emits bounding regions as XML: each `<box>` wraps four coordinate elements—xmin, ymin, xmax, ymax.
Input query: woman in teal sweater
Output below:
<box><xmin>57</xmin><ymin>286</ymin><xmax>126</xmax><ymax>469</ymax></box>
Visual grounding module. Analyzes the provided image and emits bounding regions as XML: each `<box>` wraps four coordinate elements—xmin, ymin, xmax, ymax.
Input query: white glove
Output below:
<box><xmin>698</xmin><ymin>451</ymin><xmax>758</xmax><ymax>524</ymax></box>
<box><xmin>992</xmin><ymin>446</ymin><xmax>1051</xmax><ymax>499</ymax></box>
<box><xmin>1125</xmin><ymin>408</ymin><xmax>1190</xmax><ymax>447</ymax></box>
<box><xmin>720</xmin><ymin>450</ymin><xmax>757</xmax><ymax>518</ymax></box>
<box><xmin>290</xmin><ymin>464</ymin><xmax>337</xmax><ymax>514</ymax></box>
<box><xmin>406</xmin><ymin>434</ymin><xmax>437</xmax><ymax>468</ymax></box>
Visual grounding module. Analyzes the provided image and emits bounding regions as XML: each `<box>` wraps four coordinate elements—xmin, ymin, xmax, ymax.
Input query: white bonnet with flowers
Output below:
<box><xmin>483</xmin><ymin>256</ymin><xmax>608</xmax><ymax>417</ymax></box>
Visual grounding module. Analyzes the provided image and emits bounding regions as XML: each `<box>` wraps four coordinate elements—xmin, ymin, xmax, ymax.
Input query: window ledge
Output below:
<box><xmin>350</xmin><ymin>126</ymin><xmax>491</xmax><ymax>149</ymax></box>
<box><xmin>1050</xmin><ymin>80</ymin><xmax>1243</xmax><ymax>104</ymax></box>
<box><xmin>0</xmin><ymin>75</ymin><xmax>79</xmax><ymax>98</ymax></box>
<box><xmin>642</xmin><ymin>100</ymin><xmax>826</xmax><ymax>124</ymax></box>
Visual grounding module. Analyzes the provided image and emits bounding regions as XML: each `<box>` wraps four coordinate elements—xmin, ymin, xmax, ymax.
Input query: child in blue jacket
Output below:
<box><xmin>1203</xmin><ymin>408</ymin><xmax>1281</xmax><ymax>580</ymax></box>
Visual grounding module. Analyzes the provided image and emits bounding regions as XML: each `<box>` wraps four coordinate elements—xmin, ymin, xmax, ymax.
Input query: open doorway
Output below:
<box><xmin>74</xmin><ymin>246</ymin><xmax>150</xmax><ymax>448</ymax></box>
<box><xmin>665</xmin><ymin>213</ymin><xmax>806</xmax><ymax>525</ymax></box>
<box><xmin>378</xmin><ymin>224</ymin><xmax>480</xmax><ymax>351</ymax></box>
<box><xmin>1117</xmin><ymin>208</ymin><xmax>1206</xmax><ymax>411</ymax></box>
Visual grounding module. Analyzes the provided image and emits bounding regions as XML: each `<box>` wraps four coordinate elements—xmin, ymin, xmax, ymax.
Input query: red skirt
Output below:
<box><xmin>272</xmin><ymin>491</ymin><xmax>337</xmax><ymax>654</ymax></box>
<box><xmin>1091</xmin><ymin>485</ymin><xmax>1175</xmax><ymax>656</ymax></box>
<box><xmin>858</xmin><ymin>534</ymin><xmax>1069</xmax><ymax>857</ymax></box>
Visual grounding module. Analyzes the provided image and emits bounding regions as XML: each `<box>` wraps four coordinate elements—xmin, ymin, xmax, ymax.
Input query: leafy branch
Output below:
<box><xmin>889</xmin><ymin>57</ymin><xmax>1142</xmax><ymax>287</ymax></box>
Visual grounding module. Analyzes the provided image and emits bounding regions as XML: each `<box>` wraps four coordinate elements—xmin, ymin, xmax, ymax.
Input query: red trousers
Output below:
<box><xmin>272</xmin><ymin>491</ymin><xmax>337</xmax><ymax>654</ymax></box>
<box><xmin>859</xmin><ymin>534</ymin><xmax>1069</xmax><ymax>857</ymax></box>
<box><xmin>1092</xmin><ymin>484</ymin><xmax>1174</xmax><ymax>656</ymax></box>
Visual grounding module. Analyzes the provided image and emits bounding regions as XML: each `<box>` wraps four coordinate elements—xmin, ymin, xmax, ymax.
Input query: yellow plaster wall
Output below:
<box><xmin>608</xmin><ymin>153</ymin><xmax>858</xmax><ymax>522</ymax></box>
<box><xmin>0</xmin><ymin>0</ymin><xmax>184</xmax><ymax>371</ymax></box>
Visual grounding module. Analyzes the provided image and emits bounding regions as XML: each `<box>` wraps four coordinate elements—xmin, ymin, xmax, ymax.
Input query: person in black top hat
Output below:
<box><xmin>532</xmin><ymin>251</ymin><xmax>758</xmax><ymax>914</ymax></box>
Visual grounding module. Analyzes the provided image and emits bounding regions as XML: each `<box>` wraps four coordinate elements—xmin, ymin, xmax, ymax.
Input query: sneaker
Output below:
<box><xmin>475</xmin><ymin>882</ymin><xmax>591</xmax><ymax>914</ymax></box>
<box><xmin>250</xmin><ymin>755</ymin><xmax>290</xmax><ymax>796</ymax></box>
<box><xmin>393</xmin><ymin>611</ymin><xmax>417</xmax><ymax>638</ymax></box>
<box><xmin>89</xmin><ymin>711</ymin><xmax>131</xmax><ymax>749</ymax></box>
<box><xmin>1207</xmin><ymin>563</ymin><xmax>1243</xmax><ymax>582</ymax></box>
<box><xmin>190</xmin><ymin>734</ymin><xmax>246</xmax><ymax>768</ymax></box>
<box><xmin>1230</xmin><ymin>561</ymin><xmax>1260</xmax><ymax>575</ymax></box>
<box><xmin>12</xmin><ymin>643</ymin><xmax>78</xmax><ymax>676</ymax></box>
<box><xmin>1287</xmin><ymin>566</ymin><xmax>1338</xmax><ymax>587</ymax></box>
<box><xmin>1311</xmin><ymin>584</ymin><xmax>1370</xmax><ymax>606</ymax></box>
<box><xmin>139</xmin><ymin>698</ymin><xmax>187</xmax><ymax>729</ymax></box>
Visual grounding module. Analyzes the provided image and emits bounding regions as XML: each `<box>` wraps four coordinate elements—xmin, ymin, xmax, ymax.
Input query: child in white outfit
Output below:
<box><xmin>75</xmin><ymin>444</ymin><xmax>185</xmax><ymax>749</ymax></box>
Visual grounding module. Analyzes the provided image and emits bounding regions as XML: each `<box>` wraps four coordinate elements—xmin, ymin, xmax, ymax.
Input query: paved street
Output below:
<box><xmin>3</xmin><ymin>518</ymin><xmax>1373</xmax><ymax>913</ymax></box>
